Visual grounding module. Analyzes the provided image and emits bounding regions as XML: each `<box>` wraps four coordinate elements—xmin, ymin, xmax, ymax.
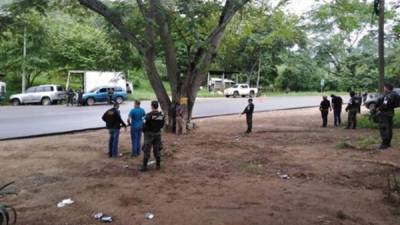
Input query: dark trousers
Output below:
<box><xmin>66</xmin><ymin>96</ymin><xmax>73</xmax><ymax>106</ymax></box>
<box><xmin>108</xmin><ymin>128</ymin><xmax>120</xmax><ymax>157</ymax></box>
<box><xmin>321</xmin><ymin>110</ymin><xmax>328</xmax><ymax>127</ymax></box>
<box><xmin>333</xmin><ymin>108</ymin><xmax>341</xmax><ymax>126</ymax></box>
<box><xmin>246</xmin><ymin>114</ymin><xmax>253</xmax><ymax>133</ymax></box>
<box><xmin>108</xmin><ymin>95</ymin><xmax>113</xmax><ymax>104</ymax></box>
<box><xmin>347</xmin><ymin>111</ymin><xmax>357</xmax><ymax>129</ymax></box>
<box><xmin>143</xmin><ymin>132</ymin><xmax>162</xmax><ymax>167</ymax></box>
<box><xmin>379</xmin><ymin>115</ymin><xmax>393</xmax><ymax>147</ymax></box>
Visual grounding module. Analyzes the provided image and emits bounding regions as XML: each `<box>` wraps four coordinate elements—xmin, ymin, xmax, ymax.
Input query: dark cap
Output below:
<box><xmin>248</xmin><ymin>98</ymin><xmax>253</xmax><ymax>102</ymax></box>
<box><xmin>349</xmin><ymin>91</ymin><xmax>355</xmax><ymax>97</ymax></box>
<box><xmin>151</xmin><ymin>100</ymin><xmax>159</xmax><ymax>109</ymax></box>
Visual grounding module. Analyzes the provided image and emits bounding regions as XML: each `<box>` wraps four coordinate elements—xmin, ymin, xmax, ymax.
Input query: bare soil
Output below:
<box><xmin>1</xmin><ymin>108</ymin><xmax>400</xmax><ymax>225</ymax></box>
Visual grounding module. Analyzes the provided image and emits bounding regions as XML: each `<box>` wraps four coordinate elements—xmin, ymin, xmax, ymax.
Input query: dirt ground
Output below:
<box><xmin>1</xmin><ymin>107</ymin><xmax>400</xmax><ymax>225</ymax></box>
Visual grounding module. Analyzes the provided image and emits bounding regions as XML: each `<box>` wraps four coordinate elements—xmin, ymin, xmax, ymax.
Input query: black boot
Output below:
<box><xmin>140</xmin><ymin>158</ymin><xmax>148</xmax><ymax>172</ymax></box>
<box><xmin>156</xmin><ymin>157</ymin><xmax>161</xmax><ymax>170</ymax></box>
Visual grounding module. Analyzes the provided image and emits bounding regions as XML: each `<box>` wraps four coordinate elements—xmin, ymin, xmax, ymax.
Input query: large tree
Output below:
<box><xmin>77</xmin><ymin>0</ymin><xmax>250</xmax><ymax>129</ymax></box>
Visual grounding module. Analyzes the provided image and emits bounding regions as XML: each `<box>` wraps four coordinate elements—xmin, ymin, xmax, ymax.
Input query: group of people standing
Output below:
<box><xmin>101</xmin><ymin>100</ymin><xmax>165</xmax><ymax>172</ymax></box>
<box><xmin>319</xmin><ymin>83</ymin><xmax>398</xmax><ymax>150</ymax></box>
<box><xmin>66</xmin><ymin>88</ymin><xmax>84</xmax><ymax>107</ymax></box>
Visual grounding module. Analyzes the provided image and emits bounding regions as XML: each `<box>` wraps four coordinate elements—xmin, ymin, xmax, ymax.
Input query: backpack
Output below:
<box><xmin>392</xmin><ymin>91</ymin><xmax>400</xmax><ymax>108</ymax></box>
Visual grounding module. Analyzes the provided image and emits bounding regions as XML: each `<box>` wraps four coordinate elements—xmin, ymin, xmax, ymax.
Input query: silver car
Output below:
<box><xmin>10</xmin><ymin>84</ymin><xmax>65</xmax><ymax>106</ymax></box>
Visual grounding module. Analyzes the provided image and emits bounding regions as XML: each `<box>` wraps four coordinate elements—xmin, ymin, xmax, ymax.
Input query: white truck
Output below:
<box><xmin>224</xmin><ymin>84</ymin><xmax>258</xmax><ymax>98</ymax></box>
<box><xmin>67</xmin><ymin>71</ymin><xmax>133</xmax><ymax>94</ymax></box>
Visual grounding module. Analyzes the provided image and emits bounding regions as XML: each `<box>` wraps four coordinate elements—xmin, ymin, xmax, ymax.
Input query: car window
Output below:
<box><xmin>99</xmin><ymin>88</ymin><xmax>107</xmax><ymax>93</ymax></box>
<box><xmin>232</xmin><ymin>85</ymin><xmax>238</xmax><ymax>88</ymax></box>
<box><xmin>26</xmin><ymin>87</ymin><xmax>36</xmax><ymax>93</ymax></box>
<box><xmin>240</xmin><ymin>85</ymin><xmax>247</xmax><ymax>88</ymax></box>
<box><xmin>57</xmin><ymin>86</ymin><xmax>63</xmax><ymax>91</ymax></box>
<box><xmin>114</xmin><ymin>87</ymin><xmax>122</xmax><ymax>92</ymax></box>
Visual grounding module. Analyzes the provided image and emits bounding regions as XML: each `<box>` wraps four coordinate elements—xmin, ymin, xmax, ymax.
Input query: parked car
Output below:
<box><xmin>9</xmin><ymin>84</ymin><xmax>65</xmax><ymax>106</ymax></box>
<box><xmin>82</xmin><ymin>86</ymin><xmax>128</xmax><ymax>106</ymax></box>
<box><xmin>364</xmin><ymin>88</ymin><xmax>400</xmax><ymax>110</ymax></box>
<box><xmin>224</xmin><ymin>84</ymin><xmax>258</xmax><ymax>98</ymax></box>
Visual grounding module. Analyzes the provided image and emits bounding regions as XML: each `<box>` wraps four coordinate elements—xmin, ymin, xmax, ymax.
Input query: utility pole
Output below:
<box><xmin>22</xmin><ymin>26</ymin><xmax>27</xmax><ymax>93</ymax></box>
<box><xmin>378</xmin><ymin>0</ymin><xmax>385</xmax><ymax>93</ymax></box>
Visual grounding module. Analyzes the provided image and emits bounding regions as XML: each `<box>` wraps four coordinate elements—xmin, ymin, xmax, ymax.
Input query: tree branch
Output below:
<box><xmin>78</xmin><ymin>0</ymin><xmax>146</xmax><ymax>53</ymax></box>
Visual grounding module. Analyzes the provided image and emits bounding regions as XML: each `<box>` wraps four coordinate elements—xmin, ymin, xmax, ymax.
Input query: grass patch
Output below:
<box><xmin>358</xmin><ymin>109</ymin><xmax>400</xmax><ymax>129</ymax></box>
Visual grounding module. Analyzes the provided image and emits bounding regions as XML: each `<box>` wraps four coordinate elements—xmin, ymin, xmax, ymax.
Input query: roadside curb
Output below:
<box><xmin>0</xmin><ymin>105</ymin><xmax>319</xmax><ymax>141</ymax></box>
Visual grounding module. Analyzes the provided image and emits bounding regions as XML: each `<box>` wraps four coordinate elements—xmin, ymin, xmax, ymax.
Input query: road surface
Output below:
<box><xmin>0</xmin><ymin>96</ymin><xmax>347</xmax><ymax>140</ymax></box>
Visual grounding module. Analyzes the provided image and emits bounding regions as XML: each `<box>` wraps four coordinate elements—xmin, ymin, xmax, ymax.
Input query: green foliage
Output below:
<box><xmin>357</xmin><ymin>110</ymin><xmax>400</xmax><ymax>129</ymax></box>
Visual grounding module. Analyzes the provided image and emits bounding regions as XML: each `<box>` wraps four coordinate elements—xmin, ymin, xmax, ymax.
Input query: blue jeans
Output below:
<box><xmin>108</xmin><ymin>128</ymin><xmax>120</xmax><ymax>157</ymax></box>
<box><xmin>130</xmin><ymin>127</ymin><xmax>142</xmax><ymax>156</ymax></box>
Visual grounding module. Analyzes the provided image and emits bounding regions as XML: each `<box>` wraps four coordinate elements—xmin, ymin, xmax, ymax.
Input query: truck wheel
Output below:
<box><xmin>225</xmin><ymin>95</ymin><xmax>230</xmax><ymax>98</ymax></box>
<box><xmin>41</xmin><ymin>97</ymin><xmax>51</xmax><ymax>106</ymax></box>
<box><xmin>249</xmin><ymin>91</ymin><xmax>255</xmax><ymax>98</ymax></box>
<box><xmin>233</xmin><ymin>91</ymin><xmax>239</xmax><ymax>98</ymax></box>
<box><xmin>86</xmin><ymin>98</ymin><xmax>95</xmax><ymax>106</ymax></box>
<box><xmin>11</xmin><ymin>99</ymin><xmax>20</xmax><ymax>106</ymax></box>
<box><xmin>116</xmin><ymin>96</ymin><xmax>123</xmax><ymax>104</ymax></box>
<box><xmin>368</xmin><ymin>103</ymin><xmax>375</xmax><ymax>111</ymax></box>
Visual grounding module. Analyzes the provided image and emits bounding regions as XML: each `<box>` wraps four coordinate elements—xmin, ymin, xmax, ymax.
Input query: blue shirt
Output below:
<box><xmin>129</xmin><ymin>107</ymin><xmax>146</xmax><ymax>129</ymax></box>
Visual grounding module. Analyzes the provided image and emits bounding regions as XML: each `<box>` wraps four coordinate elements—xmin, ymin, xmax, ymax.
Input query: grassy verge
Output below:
<box><xmin>358</xmin><ymin>109</ymin><xmax>400</xmax><ymax>129</ymax></box>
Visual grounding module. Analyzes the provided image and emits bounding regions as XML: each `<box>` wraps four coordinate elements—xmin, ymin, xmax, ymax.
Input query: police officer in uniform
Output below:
<box><xmin>141</xmin><ymin>101</ymin><xmax>165</xmax><ymax>171</ymax></box>
<box><xmin>319</xmin><ymin>96</ymin><xmax>331</xmax><ymax>127</ymax></box>
<box><xmin>375</xmin><ymin>84</ymin><xmax>398</xmax><ymax>149</ymax></box>
<box><xmin>241</xmin><ymin>98</ymin><xmax>254</xmax><ymax>133</ymax></box>
<box><xmin>345</xmin><ymin>91</ymin><xmax>360</xmax><ymax>129</ymax></box>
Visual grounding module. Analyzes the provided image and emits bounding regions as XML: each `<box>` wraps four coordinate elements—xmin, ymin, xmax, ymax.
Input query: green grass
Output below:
<box><xmin>261</xmin><ymin>91</ymin><xmax>348</xmax><ymax>97</ymax></box>
<box><xmin>358</xmin><ymin>109</ymin><xmax>400</xmax><ymax>129</ymax></box>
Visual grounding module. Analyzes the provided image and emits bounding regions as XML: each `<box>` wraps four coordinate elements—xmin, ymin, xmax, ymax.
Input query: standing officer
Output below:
<box><xmin>102</xmin><ymin>102</ymin><xmax>127</xmax><ymax>157</ymax></box>
<box><xmin>345</xmin><ymin>91</ymin><xmax>361</xmax><ymax>129</ymax></box>
<box><xmin>107</xmin><ymin>88</ymin><xmax>114</xmax><ymax>105</ymax></box>
<box><xmin>319</xmin><ymin>96</ymin><xmax>332</xmax><ymax>127</ymax></box>
<box><xmin>66</xmin><ymin>88</ymin><xmax>75</xmax><ymax>107</ymax></box>
<box><xmin>141</xmin><ymin>101</ymin><xmax>165</xmax><ymax>171</ymax></box>
<box><xmin>241</xmin><ymin>98</ymin><xmax>255</xmax><ymax>133</ymax></box>
<box><xmin>331</xmin><ymin>94</ymin><xmax>343</xmax><ymax>126</ymax></box>
<box><xmin>77</xmin><ymin>88</ymin><xmax>84</xmax><ymax>106</ymax></box>
<box><xmin>375</xmin><ymin>84</ymin><xmax>398</xmax><ymax>149</ymax></box>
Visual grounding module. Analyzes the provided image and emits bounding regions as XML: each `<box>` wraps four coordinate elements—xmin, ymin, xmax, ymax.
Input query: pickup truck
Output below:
<box><xmin>224</xmin><ymin>84</ymin><xmax>258</xmax><ymax>98</ymax></box>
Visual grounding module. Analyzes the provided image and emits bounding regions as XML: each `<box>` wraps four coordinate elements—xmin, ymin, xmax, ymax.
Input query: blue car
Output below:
<box><xmin>83</xmin><ymin>86</ymin><xmax>128</xmax><ymax>106</ymax></box>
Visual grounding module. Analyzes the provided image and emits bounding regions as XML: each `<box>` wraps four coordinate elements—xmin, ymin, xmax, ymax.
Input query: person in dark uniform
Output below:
<box><xmin>375</xmin><ymin>84</ymin><xmax>398</xmax><ymax>149</ymax></box>
<box><xmin>66</xmin><ymin>88</ymin><xmax>75</xmax><ymax>107</ymax></box>
<box><xmin>102</xmin><ymin>102</ymin><xmax>127</xmax><ymax>157</ymax></box>
<box><xmin>77</xmin><ymin>88</ymin><xmax>84</xmax><ymax>106</ymax></box>
<box><xmin>331</xmin><ymin>94</ymin><xmax>343</xmax><ymax>126</ymax></box>
<box><xmin>107</xmin><ymin>88</ymin><xmax>114</xmax><ymax>105</ymax></box>
<box><xmin>241</xmin><ymin>98</ymin><xmax>254</xmax><ymax>133</ymax></box>
<box><xmin>345</xmin><ymin>91</ymin><xmax>360</xmax><ymax>129</ymax></box>
<box><xmin>319</xmin><ymin>96</ymin><xmax>331</xmax><ymax>127</ymax></box>
<box><xmin>141</xmin><ymin>101</ymin><xmax>165</xmax><ymax>171</ymax></box>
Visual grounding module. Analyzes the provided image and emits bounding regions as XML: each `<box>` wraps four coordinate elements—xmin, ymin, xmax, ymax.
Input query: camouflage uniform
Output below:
<box><xmin>345</xmin><ymin>92</ymin><xmax>360</xmax><ymax>129</ymax></box>
<box><xmin>142</xmin><ymin>110</ymin><xmax>165</xmax><ymax>171</ymax></box>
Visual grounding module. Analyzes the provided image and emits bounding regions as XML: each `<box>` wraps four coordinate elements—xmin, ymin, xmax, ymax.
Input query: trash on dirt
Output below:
<box><xmin>94</xmin><ymin>213</ymin><xmax>113</xmax><ymax>223</ymax></box>
<box><xmin>123</xmin><ymin>165</ymin><xmax>129</xmax><ymax>168</ymax></box>
<box><xmin>57</xmin><ymin>198</ymin><xmax>74</xmax><ymax>208</ymax></box>
<box><xmin>119</xmin><ymin>153</ymin><xmax>123</xmax><ymax>157</ymax></box>
<box><xmin>277</xmin><ymin>171</ymin><xmax>290</xmax><ymax>179</ymax></box>
<box><xmin>148</xmin><ymin>160</ymin><xmax>156</xmax><ymax>166</ymax></box>
<box><xmin>145</xmin><ymin>212</ymin><xmax>155</xmax><ymax>220</ymax></box>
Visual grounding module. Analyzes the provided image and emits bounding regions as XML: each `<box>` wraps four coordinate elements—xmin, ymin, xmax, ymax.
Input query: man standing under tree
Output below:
<box><xmin>345</xmin><ymin>91</ymin><xmax>360</xmax><ymax>129</ymax></box>
<box><xmin>141</xmin><ymin>101</ymin><xmax>165</xmax><ymax>172</ymax></box>
<box><xmin>241</xmin><ymin>98</ymin><xmax>255</xmax><ymax>133</ymax></box>
<box><xmin>102</xmin><ymin>102</ymin><xmax>127</xmax><ymax>157</ymax></box>
<box><xmin>331</xmin><ymin>94</ymin><xmax>343</xmax><ymax>126</ymax></box>
<box><xmin>375</xmin><ymin>83</ymin><xmax>399</xmax><ymax>149</ymax></box>
<box><xmin>319</xmin><ymin>96</ymin><xmax>331</xmax><ymax>127</ymax></box>
<box><xmin>128</xmin><ymin>100</ymin><xmax>146</xmax><ymax>157</ymax></box>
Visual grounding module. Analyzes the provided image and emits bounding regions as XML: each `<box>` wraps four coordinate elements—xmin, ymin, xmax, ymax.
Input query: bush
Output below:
<box><xmin>358</xmin><ymin>109</ymin><xmax>400</xmax><ymax>129</ymax></box>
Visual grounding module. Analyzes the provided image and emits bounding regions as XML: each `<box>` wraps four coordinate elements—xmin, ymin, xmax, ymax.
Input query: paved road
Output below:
<box><xmin>0</xmin><ymin>96</ymin><xmax>347</xmax><ymax>140</ymax></box>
